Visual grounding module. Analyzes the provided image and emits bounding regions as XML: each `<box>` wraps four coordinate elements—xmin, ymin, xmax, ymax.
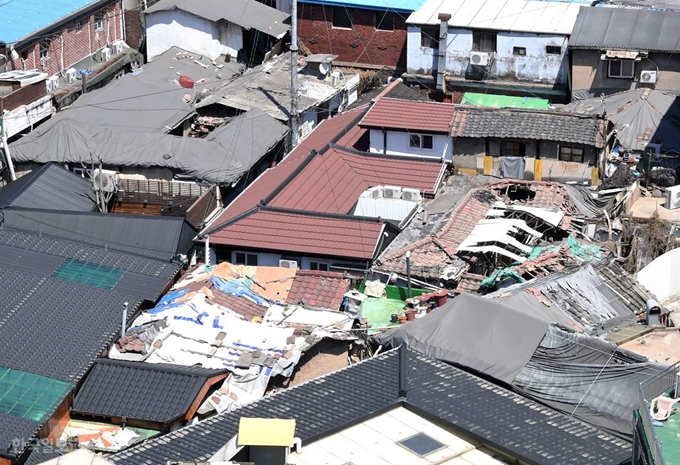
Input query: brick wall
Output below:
<box><xmin>6</xmin><ymin>1</ymin><xmax>123</xmax><ymax>77</ymax></box>
<box><xmin>124</xmin><ymin>9</ymin><xmax>143</xmax><ymax>49</ymax></box>
<box><xmin>298</xmin><ymin>4</ymin><xmax>409</xmax><ymax>70</ymax></box>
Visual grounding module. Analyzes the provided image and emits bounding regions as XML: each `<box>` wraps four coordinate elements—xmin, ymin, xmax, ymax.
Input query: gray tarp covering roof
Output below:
<box><xmin>569</xmin><ymin>7</ymin><xmax>680</xmax><ymax>52</ymax></box>
<box><xmin>514</xmin><ymin>325</ymin><xmax>666</xmax><ymax>440</ymax></box>
<box><xmin>1</xmin><ymin>208</ymin><xmax>196</xmax><ymax>260</ymax></box>
<box><xmin>490</xmin><ymin>263</ymin><xmax>638</xmax><ymax>334</ymax></box>
<box><xmin>8</xmin><ymin>108</ymin><xmax>288</xmax><ymax>185</ymax></box>
<box><xmin>145</xmin><ymin>0</ymin><xmax>290</xmax><ymax>39</ymax></box>
<box><xmin>372</xmin><ymin>293</ymin><xmax>550</xmax><ymax>384</ymax></box>
<box><xmin>0</xmin><ymin>163</ymin><xmax>95</xmax><ymax>211</ymax></box>
<box><xmin>561</xmin><ymin>89</ymin><xmax>680</xmax><ymax>152</ymax></box>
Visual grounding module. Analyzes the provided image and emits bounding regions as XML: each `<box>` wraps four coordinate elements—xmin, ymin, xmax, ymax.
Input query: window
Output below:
<box><xmin>513</xmin><ymin>47</ymin><xmax>526</xmax><ymax>56</ymax></box>
<box><xmin>559</xmin><ymin>145</ymin><xmax>584</xmax><ymax>163</ymax></box>
<box><xmin>234</xmin><ymin>252</ymin><xmax>258</xmax><ymax>266</ymax></box>
<box><xmin>74</xmin><ymin>21</ymin><xmax>82</xmax><ymax>33</ymax></box>
<box><xmin>94</xmin><ymin>12</ymin><xmax>103</xmax><ymax>31</ymax></box>
<box><xmin>409</xmin><ymin>134</ymin><xmax>434</xmax><ymax>150</ymax></box>
<box><xmin>546</xmin><ymin>45</ymin><xmax>561</xmax><ymax>55</ymax></box>
<box><xmin>421</xmin><ymin>27</ymin><xmax>439</xmax><ymax>48</ymax></box>
<box><xmin>375</xmin><ymin>11</ymin><xmax>393</xmax><ymax>31</ymax></box>
<box><xmin>39</xmin><ymin>40</ymin><xmax>50</xmax><ymax>60</ymax></box>
<box><xmin>472</xmin><ymin>31</ymin><xmax>497</xmax><ymax>52</ymax></box>
<box><xmin>500</xmin><ymin>141</ymin><xmax>522</xmax><ymax>157</ymax></box>
<box><xmin>309</xmin><ymin>261</ymin><xmax>330</xmax><ymax>271</ymax></box>
<box><xmin>333</xmin><ymin>7</ymin><xmax>352</xmax><ymax>29</ymax></box>
<box><xmin>609</xmin><ymin>59</ymin><xmax>634</xmax><ymax>78</ymax></box>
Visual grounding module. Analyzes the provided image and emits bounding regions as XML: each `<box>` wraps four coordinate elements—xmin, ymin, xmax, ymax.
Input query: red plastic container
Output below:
<box><xmin>178</xmin><ymin>75</ymin><xmax>195</xmax><ymax>88</ymax></box>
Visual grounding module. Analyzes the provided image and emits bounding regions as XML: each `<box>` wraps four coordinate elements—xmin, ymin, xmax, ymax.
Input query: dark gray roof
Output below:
<box><xmin>569</xmin><ymin>7</ymin><xmax>680</xmax><ymax>52</ymax></box>
<box><xmin>450</xmin><ymin>107</ymin><xmax>606</xmax><ymax>147</ymax></box>
<box><xmin>8</xmin><ymin>108</ymin><xmax>287</xmax><ymax>185</ymax></box>
<box><xmin>0</xmin><ymin>226</ymin><xmax>181</xmax><ymax>460</ymax></box>
<box><xmin>22</xmin><ymin>442</ymin><xmax>66</xmax><ymax>465</ymax></box>
<box><xmin>146</xmin><ymin>0</ymin><xmax>290</xmax><ymax>39</ymax></box>
<box><xmin>2</xmin><ymin>208</ymin><xmax>196</xmax><ymax>261</ymax></box>
<box><xmin>0</xmin><ymin>163</ymin><xmax>95</xmax><ymax>211</ymax></box>
<box><xmin>111</xmin><ymin>348</ymin><xmax>631</xmax><ymax>465</ymax></box>
<box><xmin>0</xmin><ymin>415</ymin><xmax>42</xmax><ymax>459</ymax></box>
<box><xmin>72</xmin><ymin>360</ymin><xmax>227</xmax><ymax>425</ymax></box>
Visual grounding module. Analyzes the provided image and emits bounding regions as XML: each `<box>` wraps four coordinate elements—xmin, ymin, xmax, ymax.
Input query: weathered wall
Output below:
<box><xmin>298</xmin><ymin>4</ymin><xmax>409</xmax><ymax>69</ymax></box>
<box><xmin>368</xmin><ymin>129</ymin><xmax>452</xmax><ymax>160</ymax></box>
<box><xmin>146</xmin><ymin>10</ymin><xmax>243</xmax><ymax>60</ymax></box>
<box><xmin>571</xmin><ymin>49</ymin><xmax>680</xmax><ymax>94</ymax></box>
<box><xmin>407</xmin><ymin>26</ymin><xmax>569</xmax><ymax>87</ymax></box>
<box><xmin>123</xmin><ymin>0</ymin><xmax>143</xmax><ymax>48</ymax></box>
<box><xmin>6</xmin><ymin>1</ymin><xmax>123</xmax><ymax>77</ymax></box>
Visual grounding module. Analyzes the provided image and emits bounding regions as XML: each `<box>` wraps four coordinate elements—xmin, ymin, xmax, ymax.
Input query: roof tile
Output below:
<box><xmin>286</xmin><ymin>270</ymin><xmax>351</xmax><ymax>310</ymax></box>
<box><xmin>359</xmin><ymin>98</ymin><xmax>456</xmax><ymax>133</ymax></box>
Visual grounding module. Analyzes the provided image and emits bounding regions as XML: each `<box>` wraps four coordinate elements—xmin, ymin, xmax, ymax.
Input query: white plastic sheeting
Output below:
<box><xmin>637</xmin><ymin>248</ymin><xmax>680</xmax><ymax>302</ymax></box>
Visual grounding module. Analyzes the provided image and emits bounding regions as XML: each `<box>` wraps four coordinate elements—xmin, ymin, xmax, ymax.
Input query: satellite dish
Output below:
<box><xmin>318</xmin><ymin>62</ymin><xmax>330</xmax><ymax>76</ymax></box>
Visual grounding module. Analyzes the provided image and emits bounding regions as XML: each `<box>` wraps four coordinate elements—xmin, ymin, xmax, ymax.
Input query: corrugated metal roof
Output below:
<box><xmin>0</xmin><ymin>163</ymin><xmax>95</xmax><ymax>211</ymax></box>
<box><xmin>300</xmin><ymin>0</ymin><xmax>427</xmax><ymax>12</ymax></box>
<box><xmin>0</xmin><ymin>0</ymin><xmax>104</xmax><ymax>44</ymax></box>
<box><xmin>569</xmin><ymin>7</ymin><xmax>680</xmax><ymax>51</ymax></box>
<box><xmin>407</xmin><ymin>0</ymin><xmax>584</xmax><ymax>34</ymax></box>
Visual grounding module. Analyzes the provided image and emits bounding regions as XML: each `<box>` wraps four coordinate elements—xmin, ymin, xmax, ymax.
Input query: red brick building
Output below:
<box><xmin>297</xmin><ymin>0</ymin><xmax>427</xmax><ymax>70</ymax></box>
<box><xmin>1</xmin><ymin>0</ymin><xmax>125</xmax><ymax>78</ymax></box>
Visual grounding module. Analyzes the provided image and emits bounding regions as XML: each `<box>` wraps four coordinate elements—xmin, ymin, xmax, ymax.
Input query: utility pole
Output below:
<box><xmin>289</xmin><ymin>0</ymin><xmax>299</xmax><ymax>150</ymax></box>
<box><xmin>0</xmin><ymin>112</ymin><xmax>17</xmax><ymax>181</ymax></box>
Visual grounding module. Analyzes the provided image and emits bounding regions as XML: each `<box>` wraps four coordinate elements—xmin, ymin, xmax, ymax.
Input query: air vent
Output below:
<box><xmin>397</xmin><ymin>432</ymin><xmax>446</xmax><ymax>457</ymax></box>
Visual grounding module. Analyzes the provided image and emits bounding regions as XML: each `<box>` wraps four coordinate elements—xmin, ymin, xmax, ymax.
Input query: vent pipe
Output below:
<box><xmin>436</xmin><ymin>13</ymin><xmax>450</xmax><ymax>93</ymax></box>
<box><xmin>399</xmin><ymin>343</ymin><xmax>408</xmax><ymax>399</ymax></box>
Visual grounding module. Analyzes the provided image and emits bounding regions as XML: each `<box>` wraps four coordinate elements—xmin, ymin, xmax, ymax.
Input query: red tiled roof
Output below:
<box><xmin>359</xmin><ymin>98</ymin><xmax>456</xmax><ymax>133</ymax></box>
<box><xmin>268</xmin><ymin>147</ymin><xmax>444</xmax><ymax>214</ymax></box>
<box><xmin>455</xmin><ymin>273</ymin><xmax>485</xmax><ymax>295</ymax></box>
<box><xmin>215</xmin><ymin>109</ymin><xmax>368</xmax><ymax>224</ymax></box>
<box><xmin>208</xmin><ymin>209</ymin><xmax>385</xmax><ymax>260</ymax></box>
<box><xmin>209</xmin><ymin>289</ymin><xmax>265</xmax><ymax>321</ymax></box>
<box><xmin>286</xmin><ymin>270</ymin><xmax>350</xmax><ymax>310</ymax></box>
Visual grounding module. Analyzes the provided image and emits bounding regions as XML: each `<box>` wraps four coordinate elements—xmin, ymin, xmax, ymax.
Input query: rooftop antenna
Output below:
<box><xmin>290</xmin><ymin>0</ymin><xmax>299</xmax><ymax>150</ymax></box>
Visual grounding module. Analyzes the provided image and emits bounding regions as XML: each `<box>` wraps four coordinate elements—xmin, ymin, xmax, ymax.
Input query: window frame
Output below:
<box><xmin>309</xmin><ymin>261</ymin><xmax>330</xmax><ymax>271</ymax></box>
<box><xmin>420</xmin><ymin>27</ymin><xmax>439</xmax><ymax>48</ymax></box>
<box><xmin>559</xmin><ymin>145</ymin><xmax>585</xmax><ymax>163</ymax></box>
<box><xmin>332</xmin><ymin>7</ymin><xmax>353</xmax><ymax>29</ymax></box>
<box><xmin>94</xmin><ymin>12</ymin><xmax>104</xmax><ymax>31</ymax></box>
<box><xmin>500</xmin><ymin>141</ymin><xmax>522</xmax><ymax>157</ymax></box>
<box><xmin>39</xmin><ymin>40</ymin><xmax>50</xmax><ymax>60</ymax></box>
<box><xmin>375</xmin><ymin>11</ymin><xmax>394</xmax><ymax>31</ymax></box>
<box><xmin>546</xmin><ymin>45</ymin><xmax>561</xmax><ymax>55</ymax></box>
<box><xmin>74</xmin><ymin>21</ymin><xmax>82</xmax><ymax>33</ymax></box>
<box><xmin>409</xmin><ymin>133</ymin><xmax>434</xmax><ymax>150</ymax></box>
<box><xmin>233</xmin><ymin>251</ymin><xmax>258</xmax><ymax>266</ymax></box>
<box><xmin>608</xmin><ymin>59</ymin><xmax>634</xmax><ymax>79</ymax></box>
<box><xmin>513</xmin><ymin>46</ymin><xmax>526</xmax><ymax>56</ymax></box>
<box><xmin>472</xmin><ymin>30</ymin><xmax>497</xmax><ymax>52</ymax></box>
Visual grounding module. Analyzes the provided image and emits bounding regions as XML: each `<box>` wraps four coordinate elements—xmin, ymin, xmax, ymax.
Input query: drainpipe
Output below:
<box><xmin>120</xmin><ymin>0</ymin><xmax>125</xmax><ymax>42</ymax></box>
<box><xmin>406</xmin><ymin>250</ymin><xmax>412</xmax><ymax>299</ymax></box>
<box><xmin>436</xmin><ymin>13</ymin><xmax>450</xmax><ymax>93</ymax></box>
<box><xmin>0</xmin><ymin>112</ymin><xmax>17</xmax><ymax>181</ymax></box>
<box><xmin>204</xmin><ymin>235</ymin><xmax>211</xmax><ymax>269</ymax></box>
<box><xmin>398</xmin><ymin>343</ymin><xmax>408</xmax><ymax>399</ymax></box>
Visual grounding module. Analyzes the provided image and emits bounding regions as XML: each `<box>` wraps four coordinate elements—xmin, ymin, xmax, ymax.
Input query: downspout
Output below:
<box><xmin>120</xmin><ymin>0</ymin><xmax>126</xmax><ymax>42</ymax></box>
<box><xmin>436</xmin><ymin>13</ymin><xmax>450</xmax><ymax>93</ymax></box>
<box><xmin>60</xmin><ymin>33</ymin><xmax>65</xmax><ymax>74</ymax></box>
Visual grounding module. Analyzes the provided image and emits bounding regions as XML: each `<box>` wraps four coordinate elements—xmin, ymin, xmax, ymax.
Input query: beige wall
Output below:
<box><xmin>572</xmin><ymin>50</ymin><xmax>680</xmax><ymax>94</ymax></box>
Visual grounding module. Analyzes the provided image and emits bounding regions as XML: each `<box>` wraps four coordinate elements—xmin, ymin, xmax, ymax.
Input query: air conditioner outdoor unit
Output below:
<box><xmin>361</xmin><ymin>186</ymin><xmax>383</xmax><ymax>199</ymax></box>
<box><xmin>401</xmin><ymin>188</ymin><xmax>422</xmax><ymax>202</ymax></box>
<box><xmin>65</xmin><ymin>68</ymin><xmax>77</xmax><ymax>84</ymax></box>
<box><xmin>330</xmin><ymin>71</ymin><xmax>341</xmax><ymax>87</ymax></box>
<box><xmin>46</xmin><ymin>76</ymin><xmax>59</xmax><ymax>92</ymax></box>
<box><xmin>92</xmin><ymin>168</ymin><xmax>119</xmax><ymax>192</ymax></box>
<box><xmin>101</xmin><ymin>47</ymin><xmax>112</xmax><ymax>62</ymax></box>
<box><xmin>279</xmin><ymin>259</ymin><xmax>298</xmax><ymax>269</ymax></box>
<box><xmin>382</xmin><ymin>186</ymin><xmax>402</xmax><ymax>199</ymax></box>
<box><xmin>640</xmin><ymin>70</ymin><xmax>657</xmax><ymax>84</ymax></box>
<box><xmin>111</xmin><ymin>41</ymin><xmax>124</xmax><ymax>55</ymax></box>
<box><xmin>665</xmin><ymin>185</ymin><xmax>680</xmax><ymax>210</ymax></box>
<box><xmin>470</xmin><ymin>51</ymin><xmax>490</xmax><ymax>66</ymax></box>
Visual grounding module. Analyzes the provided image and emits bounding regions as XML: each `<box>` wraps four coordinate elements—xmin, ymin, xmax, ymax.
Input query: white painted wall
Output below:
<box><xmin>407</xmin><ymin>26</ymin><xmax>569</xmax><ymax>86</ymax></box>
<box><xmin>637</xmin><ymin>248</ymin><xmax>680</xmax><ymax>302</ymax></box>
<box><xmin>369</xmin><ymin>128</ymin><xmax>452</xmax><ymax>160</ymax></box>
<box><xmin>146</xmin><ymin>10</ymin><xmax>243</xmax><ymax>60</ymax></box>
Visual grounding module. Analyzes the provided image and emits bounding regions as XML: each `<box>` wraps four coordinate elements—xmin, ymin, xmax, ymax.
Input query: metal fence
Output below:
<box><xmin>638</xmin><ymin>362</ymin><xmax>680</xmax><ymax>465</ymax></box>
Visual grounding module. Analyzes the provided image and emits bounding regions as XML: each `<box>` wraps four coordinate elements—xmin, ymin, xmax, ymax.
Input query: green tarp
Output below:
<box><xmin>461</xmin><ymin>92</ymin><xmax>551</xmax><ymax>109</ymax></box>
<box><xmin>0</xmin><ymin>366</ymin><xmax>74</xmax><ymax>422</ymax></box>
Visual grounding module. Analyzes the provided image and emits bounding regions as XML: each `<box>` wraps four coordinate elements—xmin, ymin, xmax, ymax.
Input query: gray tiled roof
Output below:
<box><xmin>111</xmin><ymin>349</ymin><xmax>631</xmax><ymax>465</ymax></box>
<box><xmin>72</xmin><ymin>360</ymin><xmax>227</xmax><ymax>425</ymax></box>
<box><xmin>569</xmin><ymin>7</ymin><xmax>680</xmax><ymax>52</ymax></box>
<box><xmin>0</xmin><ymin>415</ymin><xmax>41</xmax><ymax>458</ymax></box>
<box><xmin>450</xmin><ymin>107</ymin><xmax>606</xmax><ymax>147</ymax></box>
<box><xmin>0</xmin><ymin>163</ymin><xmax>95</xmax><ymax>212</ymax></box>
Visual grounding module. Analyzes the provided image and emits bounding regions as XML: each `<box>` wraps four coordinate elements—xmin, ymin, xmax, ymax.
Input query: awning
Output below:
<box><xmin>605</xmin><ymin>50</ymin><xmax>639</xmax><ymax>60</ymax></box>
